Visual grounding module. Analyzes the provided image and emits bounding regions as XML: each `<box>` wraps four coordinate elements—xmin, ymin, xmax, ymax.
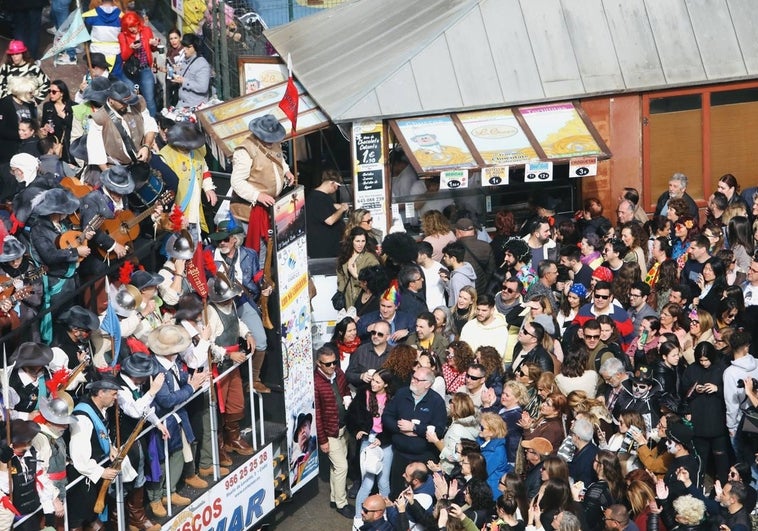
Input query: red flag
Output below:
<box><xmin>278</xmin><ymin>76</ymin><xmax>299</xmax><ymax>133</ymax></box>
<box><xmin>186</xmin><ymin>243</ymin><xmax>208</xmax><ymax>299</ymax></box>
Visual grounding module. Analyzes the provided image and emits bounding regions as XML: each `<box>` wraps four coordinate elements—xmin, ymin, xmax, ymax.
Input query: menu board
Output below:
<box><xmin>351</xmin><ymin>120</ymin><xmax>388</xmax><ymax>237</ymax></box>
<box><xmin>458</xmin><ymin>109</ymin><xmax>537</xmax><ymax>164</ymax></box>
<box><xmin>394</xmin><ymin>115</ymin><xmax>477</xmax><ymax>172</ymax></box>
<box><xmin>519</xmin><ymin>103</ymin><xmax>604</xmax><ymax>159</ymax></box>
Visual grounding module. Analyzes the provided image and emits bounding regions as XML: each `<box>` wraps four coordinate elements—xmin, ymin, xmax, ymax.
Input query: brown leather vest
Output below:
<box><xmin>91</xmin><ymin>97</ymin><xmax>148</xmax><ymax>165</ymax></box>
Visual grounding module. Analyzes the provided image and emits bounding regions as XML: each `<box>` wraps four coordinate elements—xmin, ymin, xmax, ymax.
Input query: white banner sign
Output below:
<box><xmin>524</xmin><ymin>161</ymin><xmax>553</xmax><ymax>182</ymax></box>
<box><xmin>440</xmin><ymin>169</ymin><xmax>469</xmax><ymax>189</ymax></box>
<box><xmin>569</xmin><ymin>156</ymin><xmax>598</xmax><ymax>178</ymax></box>
<box><xmin>161</xmin><ymin>444</ymin><xmax>275</xmax><ymax>530</ymax></box>
<box><xmin>482</xmin><ymin>166</ymin><xmax>510</xmax><ymax>187</ymax></box>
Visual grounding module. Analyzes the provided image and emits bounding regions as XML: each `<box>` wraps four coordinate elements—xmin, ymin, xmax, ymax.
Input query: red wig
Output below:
<box><xmin>120</xmin><ymin>11</ymin><xmax>144</xmax><ymax>32</ymax></box>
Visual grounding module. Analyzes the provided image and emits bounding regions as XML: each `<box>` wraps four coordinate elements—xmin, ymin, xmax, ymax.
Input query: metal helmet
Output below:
<box><xmin>112</xmin><ymin>284</ymin><xmax>143</xmax><ymax>317</ymax></box>
<box><xmin>208</xmin><ymin>273</ymin><xmax>241</xmax><ymax>303</ymax></box>
<box><xmin>39</xmin><ymin>392</ymin><xmax>77</xmax><ymax>425</ymax></box>
<box><xmin>165</xmin><ymin>229</ymin><xmax>194</xmax><ymax>260</ymax></box>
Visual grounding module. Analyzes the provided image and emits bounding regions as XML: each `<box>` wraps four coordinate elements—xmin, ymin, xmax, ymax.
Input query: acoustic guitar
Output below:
<box><xmin>98</xmin><ymin>190</ymin><xmax>175</xmax><ymax>260</ymax></box>
<box><xmin>0</xmin><ymin>266</ymin><xmax>47</xmax><ymax>300</ymax></box>
<box><xmin>58</xmin><ymin>214</ymin><xmax>105</xmax><ymax>262</ymax></box>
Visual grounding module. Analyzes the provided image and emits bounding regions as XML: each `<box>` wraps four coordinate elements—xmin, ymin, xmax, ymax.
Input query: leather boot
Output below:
<box><xmin>251</xmin><ymin>350</ymin><xmax>270</xmax><ymax>393</ymax></box>
<box><xmin>223</xmin><ymin>414</ymin><xmax>254</xmax><ymax>455</ymax></box>
<box><xmin>127</xmin><ymin>487</ymin><xmax>161</xmax><ymax>531</ymax></box>
<box><xmin>218</xmin><ymin>434</ymin><xmax>233</xmax><ymax>466</ymax></box>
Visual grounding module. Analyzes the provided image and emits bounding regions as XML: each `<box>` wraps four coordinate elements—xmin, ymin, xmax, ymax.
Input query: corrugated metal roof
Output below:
<box><xmin>264</xmin><ymin>0</ymin><xmax>758</xmax><ymax>123</ymax></box>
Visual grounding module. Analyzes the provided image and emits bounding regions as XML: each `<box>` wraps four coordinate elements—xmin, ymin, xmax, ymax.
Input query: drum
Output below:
<box><xmin>129</xmin><ymin>167</ymin><xmax>165</xmax><ymax>209</ymax></box>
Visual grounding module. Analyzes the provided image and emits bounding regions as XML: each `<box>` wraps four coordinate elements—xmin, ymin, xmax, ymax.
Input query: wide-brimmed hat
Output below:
<box><xmin>666</xmin><ymin>421</ymin><xmax>694</xmax><ymax>447</ymax></box>
<box><xmin>208</xmin><ymin>220</ymin><xmax>243</xmax><ymax>242</ymax></box>
<box><xmin>293</xmin><ymin>412</ymin><xmax>312</xmax><ymax>442</ymax></box>
<box><xmin>69</xmin><ymin>135</ymin><xmax>88</xmax><ymax>162</ymax></box>
<box><xmin>89</xmin><ymin>52</ymin><xmax>109</xmax><ymax>70</ymax></box>
<box><xmin>9</xmin><ymin>419</ymin><xmax>40</xmax><ymax>445</ymax></box>
<box><xmin>131</xmin><ymin>270</ymin><xmax>163</xmax><ymax>291</ymax></box>
<box><xmin>110</xmin><ymin>283</ymin><xmax>142</xmax><ymax>317</ymax></box>
<box><xmin>0</xmin><ymin>235</ymin><xmax>26</xmax><ymax>262</ymax></box>
<box><xmin>248</xmin><ymin>114</ymin><xmax>285</xmax><ymax>143</ymax></box>
<box><xmin>174</xmin><ymin>293</ymin><xmax>204</xmax><ymax>323</ymax></box>
<box><xmin>148</xmin><ymin>324</ymin><xmax>191</xmax><ymax>356</ymax></box>
<box><xmin>82</xmin><ymin>76</ymin><xmax>111</xmax><ymax>105</ymax></box>
<box><xmin>632</xmin><ymin>365</ymin><xmax>655</xmax><ymax>385</ymax></box>
<box><xmin>7</xmin><ymin>40</ymin><xmax>27</xmax><ymax>55</ymax></box>
<box><xmin>11</xmin><ymin>342</ymin><xmax>54</xmax><ymax>368</ymax></box>
<box><xmin>166</xmin><ymin>122</ymin><xmax>205</xmax><ymax>151</ymax></box>
<box><xmin>31</xmin><ymin>188</ymin><xmax>80</xmax><ymax>216</ymax></box>
<box><xmin>100</xmin><ymin>165</ymin><xmax>135</xmax><ymax>195</ymax></box>
<box><xmin>521</xmin><ymin>436</ymin><xmax>553</xmax><ymax>456</ymax></box>
<box><xmin>58</xmin><ymin>305</ymin><xmax>100</xmax><ymax>331</ymax></box>
<box><xmin>121</xmin><ymin>352</ymin><xmax>157</xmax><ymax>378</ymax></box>
<box><xmin>85</xmin><ymin>377</ymin><xmax>121</xmax><ymax>392</ymax></box>
<box><xmin>208</xmin><ymin>273</ymin><xmax>241</xmax><ymax>303</ymax></box>
<box><xmin>39</xmin><ymin>394</ymin><xmax>77</xmax><ymax>425</ymax></box>
<box><xmin>165</xmin><ymin>230</ymin><xmax>194</xmax><ymax>260</ymax></box>
<box><xmin>108</xmin><ymin>80</ymin><xmax>139</xmax><ymax>106</ymax></box>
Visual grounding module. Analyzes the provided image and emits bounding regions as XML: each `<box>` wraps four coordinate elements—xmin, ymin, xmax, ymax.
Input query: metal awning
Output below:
<box><xmin>390</xmin><ymin>101</ymin><xmax>610</xmax><ymax>175</ymax></box>
<box><xmin>265</xmin><ymin>0</ymin><xmax>758</xmax><ymax>123</ymax></box>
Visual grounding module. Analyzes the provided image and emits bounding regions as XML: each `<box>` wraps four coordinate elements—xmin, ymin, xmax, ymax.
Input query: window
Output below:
<box><xmin>643</xmin><ymin>82</ymin><xmax>758</xmax><ymax>210</ymax></box>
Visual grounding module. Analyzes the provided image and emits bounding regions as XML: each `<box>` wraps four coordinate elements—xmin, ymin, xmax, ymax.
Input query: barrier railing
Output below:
<box><xmin>12</xmin><ymin>352</ymin><xmax>264</xmax><ymax>529</ymax></box>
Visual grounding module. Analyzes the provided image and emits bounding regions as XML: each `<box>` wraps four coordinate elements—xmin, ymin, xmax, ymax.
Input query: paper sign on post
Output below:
<box><xmin>482</xmin><ymin>166</ymin><xmax>510</xmax><ymax>187</ymax></box>
<box><xmin>525</xmin><ymin>161</ymin><xmax>553</xmax><ymax>182</ymax></box>
<box><xmin>569</xmin><ymin>157</ymin><xmax>598</xmax><ymax>178</ymax></box>
<box><xmin>441</xmin><ymin>170</ymin><xmax>469</xmax><ymax>189</ymax></box>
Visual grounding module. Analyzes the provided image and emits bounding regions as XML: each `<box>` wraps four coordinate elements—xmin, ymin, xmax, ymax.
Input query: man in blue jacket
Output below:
<box><xmin>357</xmin><ymin>288</ymin><xmax>415</xmax><ymax>346</ymax></box>
<box><xmin>382</xmin><ymin>367</ymin><xmax>447</xmax><ymax>498</ymax></box>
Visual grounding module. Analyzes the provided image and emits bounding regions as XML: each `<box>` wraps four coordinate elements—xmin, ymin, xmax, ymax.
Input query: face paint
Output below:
<box><xmin>665</xmin><ymin>440</ymin><xmax>678</xmax><ymax>454</ymax></box>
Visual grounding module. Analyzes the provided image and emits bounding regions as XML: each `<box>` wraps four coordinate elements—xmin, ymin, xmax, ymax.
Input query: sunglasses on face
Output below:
<box><xmin>466</xmin><ymin>373</ymin><xmax>484</xmax><ymax>380</ymax></box>
<box><xmin>584</xmin><ymin>334</ymin><xmax>600</xmax><ymax>340</ymax></box>
<box><xmin>503</xmin><ymin>287</ymin><xmax>518</xmax><ymax>294</ymax></box>
<box><xmin>319</xmin><ymin>360</ymin><xmax>338</xmax><ymax>367</ymax></box>
<box><xmin>370</xmin><ymin>330</ymin><xmax>386</xmax><ymax>338</ymax></box>
<box><xmin>594</xmin><ymin>293</ymin><xmax>610</xmax><ymax>300</ymax></box>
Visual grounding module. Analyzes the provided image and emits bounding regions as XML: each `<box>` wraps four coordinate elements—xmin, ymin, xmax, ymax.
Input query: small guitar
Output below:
<box><xmin>58</xmin><ymin>214</ymin><xmax>105</xmax><ymax>262</ymax></box>
<box><xmin>0</xmin><ymin>266</ymin><xmax>47</xmax><ymax>299</ymax></box>
<box><xmin>98</xmin><ymin>190</ymin><xmax>175</xmax><ymax>260</ymax></box>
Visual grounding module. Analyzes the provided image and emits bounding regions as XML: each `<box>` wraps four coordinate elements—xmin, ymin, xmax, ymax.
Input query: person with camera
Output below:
<box><xmin>305</xmin><ymin>169</ymin><xmax>348</xmax><ymax>259</ymax></box>
<box><xmin>722</xmin><ymin>329</ymin><xmax>758</xmax><ymax>454</ymax></box>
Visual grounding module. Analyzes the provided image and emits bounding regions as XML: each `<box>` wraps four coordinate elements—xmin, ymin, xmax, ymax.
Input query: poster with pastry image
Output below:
<box><xmin>458</xmin><ymin>109</ymin><xmax>536</xmax><ymax>164</ymax></box>
<box><xmin>519</xmin><ymin>103</ymin><xmax>604</xmax><ymax>159</ymax></box>
<box><xmin>395</xmin><ymin>115</ymin><xmax>477</xmax><ymax>172</ymax></box>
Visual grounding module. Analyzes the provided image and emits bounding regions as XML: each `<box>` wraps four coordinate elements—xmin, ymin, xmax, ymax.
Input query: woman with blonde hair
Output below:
<box><xmin>421</xmin><ymin>209</ymin><xmax>456</xmax><ymax>262</ymax></box>
<box><xmin>478</xmin><ymin>412</ymin><xmax>511</xmax><ymax>497</ymax></box>
<box><xmin>497</xmin><ymin>380</ymin><xmax>530</xmax><ymax>467</ymax></box>
<box><xmin>344</xmin><ymin>208</ymin><xmax>382</xmax><ymax>248</ymax></box>
<box><xmin>627</xmin><ymin>480</ymin><xmax>657</xmax><ymax>531</ymax></box>
<box><xmin>450</xmin><ymin>285</ymin><xmax>477</xmax><ymax>339</ymax></box>
<box><xmin>682</xmin><ymin>308</ymin><xmax>715</xmax><ymax>364</ymax></box>
<box><xmin>427</xmin><ymin>392</ymin><xmax>479</xmax><ymax>475</ymax></box>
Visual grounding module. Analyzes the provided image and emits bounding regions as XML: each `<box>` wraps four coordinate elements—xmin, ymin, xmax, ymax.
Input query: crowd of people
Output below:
<box><xmin>0</xmin><ymin>18</ymin><xmax>289</xmax><ymax>524</ymax></box>
<box><xmin>313</xmin><ymin>172</ymin><xmax>758</xmax><ymax>531</ymax></box>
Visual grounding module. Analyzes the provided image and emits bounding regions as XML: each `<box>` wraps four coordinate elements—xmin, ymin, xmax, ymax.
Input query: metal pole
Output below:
<box><xmin>164</xmin><ymin>439</ymin><xmax>172</xmax><ymax>517</ymax></box>
<box><xmin>247</xmin><ymin>354</ymin><xmax>256</xmax><ymax>449</ymax></box>
<box><xmin>208</xmin><ymin>384</ymin><xmax>220</xmax><ymax>482</ymax></box>
<box><xmin>115</xmin><ymin>475</ymin><xmax>126</xmax><ymax>531</ymax></box>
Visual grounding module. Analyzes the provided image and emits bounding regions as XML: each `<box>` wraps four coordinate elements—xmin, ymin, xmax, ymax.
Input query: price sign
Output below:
<box><xmin>525</xmin><ymin>161</ymin><xmax>553</xmax><ymax>182</ymax></box>
<box><xmin>569</xmin><ymin>157</ymin><xmax>598</xmax><ymax>178</ymax></box>
<box><xmin>482</xmin><ymin>166</ymin><xmax>510</xmax><ymax>187</ymax></box>
<box><xmin>441</xmin><ymin>169</ymin><xmax>469</xmax><ymax>189</ymax></box>
<box><xmin>355</xmin><ymin>131</ymin><xmax>381</xmax><ymax>165</ymax></box>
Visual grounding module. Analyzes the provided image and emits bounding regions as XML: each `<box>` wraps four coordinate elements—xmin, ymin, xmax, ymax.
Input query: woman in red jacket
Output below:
<box><xmin>117</xmin><ymin>11</ymin><xmax>159</xmax><ymax>116</ymax></box>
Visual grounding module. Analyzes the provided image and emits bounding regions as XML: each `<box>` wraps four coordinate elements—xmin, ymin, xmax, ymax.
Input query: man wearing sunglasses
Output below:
<box><xmin>346</xmin><ymin>320</ymin><xmax>391</xmax><ymax>388</ymax></box>
<box><xmin>357</xmin><ymin>494</ymin><xmax>392</xmax><ymax>530</ymax></box>
<box><xmin>572</xmin><ymin>281</ymin><xmax>635</xmax><ymax>351</ymax></box>
<box><xmin>455</xmin><ymin>363</ymin><xmax>488</xmax><ymax>407</ymax></box>
<box><xmin>313</xmin><ymin>346</ymin><xmax>354</xmax><ymax>519</ymax></box>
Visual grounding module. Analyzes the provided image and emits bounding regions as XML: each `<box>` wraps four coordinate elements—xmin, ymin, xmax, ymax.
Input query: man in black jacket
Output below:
<box><xmin>653</xmin><ymin>172</ymin><xmax>699</xmax><ymax>219</ymax></box>
<box><xmin>510</xmin><ymin>321</ymin><xmax>554</xmax><ymax>374</ymax></box>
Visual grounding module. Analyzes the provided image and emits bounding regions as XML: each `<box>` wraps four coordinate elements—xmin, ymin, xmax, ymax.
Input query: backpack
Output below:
<box><xmin>594</xmin><ymin>342</ymin><xmax>634</xmax><ymax>374</ymax></box>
